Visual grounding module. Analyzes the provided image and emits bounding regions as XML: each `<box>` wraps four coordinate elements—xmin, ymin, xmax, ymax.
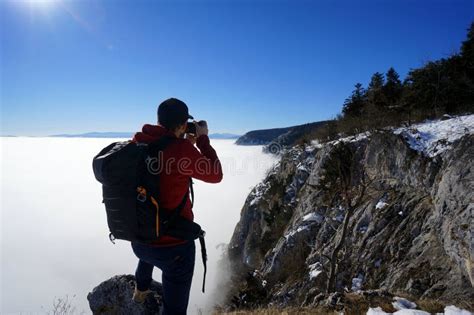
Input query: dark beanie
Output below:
<box><xmin>157</xmin><ymin>98</ymin><xmax>193</xmax><ymax>129</ymax></box>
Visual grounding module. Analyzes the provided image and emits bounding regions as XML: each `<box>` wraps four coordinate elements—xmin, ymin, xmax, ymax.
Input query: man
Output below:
<box><xmin>130</xmin><ymin>98</ymin><xmax>223</xmax><ymax>315</ymax></box>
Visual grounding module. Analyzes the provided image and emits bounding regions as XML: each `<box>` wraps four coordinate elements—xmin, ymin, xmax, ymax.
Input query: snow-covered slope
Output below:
<box><xmin>394</xmin><ymin>114</ymin><xmax>474</xmax><ymax>157</ymax></box>
<box><xmin>308</xmin><ymin>114</ymin><xmax>474</xmax><ymax>157</ymax></box>
<box><xmin>367</xmin><ymin>304</ymin><xmax>473</xmax><ymax>315</ymax></box>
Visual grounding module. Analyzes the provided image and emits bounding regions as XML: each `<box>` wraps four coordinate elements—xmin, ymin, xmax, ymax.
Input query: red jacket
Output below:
<box><xmin>132</xmin><ymin>124</ymin><xmax>223</xmax><ymax>247</ymax></box>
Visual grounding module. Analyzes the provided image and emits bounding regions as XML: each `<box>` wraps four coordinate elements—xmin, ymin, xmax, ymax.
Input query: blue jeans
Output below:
<box><xmin>131</xmin><ymin>241</ymin><xmax>196</xmax><ymax>315</ymax></box>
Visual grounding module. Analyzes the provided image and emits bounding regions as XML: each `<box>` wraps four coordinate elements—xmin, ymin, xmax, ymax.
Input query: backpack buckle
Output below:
<box><xmin>136</xmin><ymin>186</ymin><xmax>147</xmax><ymax>202</ymax></box>
<box><xmin>137</xmin><ymin>194</ymin><xmax>146</xmax><ymax>202</ymax></box>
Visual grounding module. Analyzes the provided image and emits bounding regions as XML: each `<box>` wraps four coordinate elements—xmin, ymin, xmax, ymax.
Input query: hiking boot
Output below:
<box><xmin>132</xmin><ymin>286</ymin><xmax>151</xmax><ymax>304</ymax></box>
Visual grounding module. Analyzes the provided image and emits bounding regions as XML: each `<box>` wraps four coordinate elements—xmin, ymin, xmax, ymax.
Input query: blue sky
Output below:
<box><xmin>1</xmin><ymin>0</ymin><xmax>473</xmax><ymax>136</ymax></box>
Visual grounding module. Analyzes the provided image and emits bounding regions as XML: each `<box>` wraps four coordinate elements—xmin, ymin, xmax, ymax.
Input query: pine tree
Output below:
<box><xmin>342</xmin><ymin>83</ymin><xmax>366</xmax><ymax>118</ymax></box>
<box><xmin>460</xmin><ymin>22</ymin><xmax>474</xmax><ymax>79</ymax></box>
<box><xmin>362</xmin><ymin>72</ymin><xmax>389</xmax><ymax>127</ymax></box>
<box><xmin>461</xmin><ymin>22</ymin><xmax>474</xmax><ymax>63</ymax></box>
<box><xmin>384</xmin><ymin>67</ymin><xmax>403</xmax><ymax>107</ymax></box>
<box><xmin>368</xmin><ymin>72</ymin><xmax>385</xmax><ymax>90</ymax></box>
<box><xmin>366</xmin><ymin>72</ymin><xmax>387</xmax><ymax>115</ymax></box>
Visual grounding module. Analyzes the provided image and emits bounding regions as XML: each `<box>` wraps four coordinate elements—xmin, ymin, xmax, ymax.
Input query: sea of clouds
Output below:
<box><xmin>1</xmin><ymin>137</ymin><xmax>277</xmax><ymax>314</ymax></box>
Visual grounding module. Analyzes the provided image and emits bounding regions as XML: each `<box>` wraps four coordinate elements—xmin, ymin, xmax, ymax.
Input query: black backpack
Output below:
<box><xmin>92</xmin><ymin>135</ymin><xmax>204</xmax><ymax>243</ymax></box>
<box><xmin>92</xmin><ymin>135</ymin><xmax>208</xmax><ymax>292</ymax></box>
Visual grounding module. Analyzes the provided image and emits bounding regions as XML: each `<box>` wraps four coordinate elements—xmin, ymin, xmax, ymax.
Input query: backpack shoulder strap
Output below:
<box><xmin>147</xmin><ymin>134</ymin><xmax>174</xmax><ymax>155</ymax></box>
<box><xmin>164</xmin><ymin>178</ymin><xmax>193</xmax><ymax>227</ymax></box>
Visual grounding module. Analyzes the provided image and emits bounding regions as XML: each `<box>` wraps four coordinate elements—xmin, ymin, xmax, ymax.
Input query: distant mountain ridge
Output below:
<box><xmin>49</xmin><ymin>131</ymin><xmax>240</xmax><ymax>139</ymax></box>
<box><xmin>207</xmin><ymin>133</ymin><xmax>241</xmax><ymax>139</ymax></box>
<box><xmin>51</xmin><ymin>132</ymin><xmax>134</xmax><ymax>138</ymax></box>
<box><xmin>236</xmin><ymin>121</ymin><xmax>329</xmax><ymax>147</ymax></box>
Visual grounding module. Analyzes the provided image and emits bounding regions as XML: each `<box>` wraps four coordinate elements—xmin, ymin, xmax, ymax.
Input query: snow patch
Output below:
<box><xmin>392</xmin><ymin>297</ymin><xmax>417</xmax><ymax>310</ymax></box>
<box><xmin>359</xmin><ymin>225</ymin><xmax>368</xmax><ymax>233</ymax></box>
<box><xmin>308</xmin><ymin>262</ymin><xmax>323</xmax><ymax>280</ymax></box>
<box><xmin>376</xmin><ymin>200</ymin><xmax>389</xmax><ymax>209</ymax></box>
<box><xmin>297</xmin><ymin>162</ymin><xmax>310</xmax><ymax>173</ymax></box>
<box><xmin>284</xmin><ymin>225</ymin><xmax>309</xmax><ymax>240</ymax></box>
<box><xmin>393</xmin><ymin>114</ymin><xmax>474</xmax><ymax>157</ymax></box>
<box><xmin>366</xmin><ymin>305</ymin><xmax>473</xmax><ymax>315</ymax></box>
<box><xmin>309</xmin><ymin>139</ymin><xmax>323</xmax><ymax>149</ymax></box>
<box><xmin>249</xmin><ymin>181</ymin><xmax>271</xmax><ymax>206</ymax></box>
<box><xmin>333</xmin><ymin>132</ymin><xmax>371</xmax><ymax>145</ymax></box>
<box><xmin>334</xmin><ymin>214</ymin><xmax>345</xmax><ymax>222</ymax></box>
<box><xmin>367</xmin><ymin>307</ymin><xmax>429</xmax><ymax>315</ymax></box>
<box><xmin>444</xmin><ymin>305</ymin><xmax>473</xmax><ymax>315</ymax></box>
<box><xmin>284</xmin><ymin>211</ymin><xmax>323</xmax><ymax>240</ymax></box>
<box><xmin>302</xmin><ymin>212</ymin><xmax>324</xmax><ymax>224</ymax></box>
<box><xmin>351</xmin><ymin>274</ymin><xmax>364</xmax><ymax>291</ymax></box>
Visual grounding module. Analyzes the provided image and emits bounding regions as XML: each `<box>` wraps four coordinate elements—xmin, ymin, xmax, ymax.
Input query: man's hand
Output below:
<box><xmin>195</xmin><ymin>120</ymin><xmax>208</xmax><ymax>138</ymax></box>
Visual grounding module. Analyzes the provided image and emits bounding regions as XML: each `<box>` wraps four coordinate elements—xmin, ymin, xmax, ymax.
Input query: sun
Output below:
<box><xmin>19</xmin><ymin>0</ymin><xmax>59</xmax><ymax>13</ymax></box>
<box><xmin>10</xmin><ymin>0</ymin><xmax>61</xmax><ymax>21</ymax></box>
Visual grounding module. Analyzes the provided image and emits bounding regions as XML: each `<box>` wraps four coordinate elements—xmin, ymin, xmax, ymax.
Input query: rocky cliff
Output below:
<box><xmin>225</xmin><ymin>115</ymin><xmax>474</xmax><ymax>313</ymax></box>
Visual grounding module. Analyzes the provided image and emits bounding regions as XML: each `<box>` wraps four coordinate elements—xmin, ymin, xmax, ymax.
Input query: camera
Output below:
<box><xmin>186</xmin><ymin>120</ymin><xmax>207</xmax><ymax>135</ymax></box>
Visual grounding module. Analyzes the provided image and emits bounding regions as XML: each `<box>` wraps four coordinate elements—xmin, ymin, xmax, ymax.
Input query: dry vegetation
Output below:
<box><xmin>214</xmin><ymin>307</ymin><xmax>338</xmax><ymax>315</ymax></box>
<box><xmin>214</xmin><ymin>292</ymin><xmax>450</xmax><ymax>315</ymax></box>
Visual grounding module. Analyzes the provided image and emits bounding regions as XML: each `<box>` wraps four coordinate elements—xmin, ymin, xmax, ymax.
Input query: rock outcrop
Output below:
<box><xmin>226</xmin><ymin>115</ymin><xmax>474</xmax><ymax>312</ymax></box>
<box><xmin>87</xmin><ymin>275</ymin><xmax>162</xmax><ymax>314</ymax></box>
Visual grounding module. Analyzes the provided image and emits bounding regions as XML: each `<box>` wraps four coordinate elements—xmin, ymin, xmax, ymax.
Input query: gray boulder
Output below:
<box><xmin>87</xmin><ymin>274</ymin><xmax>162</xmax><ymax>314</ymax></box>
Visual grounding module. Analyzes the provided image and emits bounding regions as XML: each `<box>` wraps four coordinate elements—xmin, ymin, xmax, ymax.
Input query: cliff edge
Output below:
<box><xmin>226</xmin><ymin>115</ymin><xmax>474</xmax><ymax>313</ymax></box>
